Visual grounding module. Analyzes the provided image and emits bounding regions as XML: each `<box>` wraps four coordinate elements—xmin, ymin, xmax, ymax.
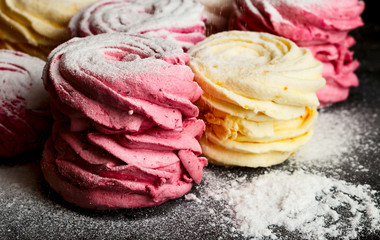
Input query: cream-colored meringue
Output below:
<box><xmin>189</xmin><ymin>31</ymin><xmax>325</xmax><ymax>167</ymax></box>
<box><xmin>0</xmin><ymin>0</ymin><xmax>98</xmax><ymax>59</ymax></box>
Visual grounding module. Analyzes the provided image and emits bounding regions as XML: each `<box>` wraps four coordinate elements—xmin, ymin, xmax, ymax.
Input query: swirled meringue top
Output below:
<box><xmin>69</xmin><ymin>0</ymin><xmax>206</xmax><ymax>50</ymax></box>
<box><xmin>189</xmin><ymin>31</ymin><xmax>324</xmax><ymax>167</ymax></box>
<box><xmin>188</xmin><ymin>31</ymin><xmax>325</xmax><ymax>111</ymax></box>
<box><xmin>231</xmin><ymin>0</ymin><xmax>364</xmax><ymax>43</ymax></box>
<box><xmin>44</xmin><ymin>33</ymin><xmax>203</xmax><ymax>131</ymax></box>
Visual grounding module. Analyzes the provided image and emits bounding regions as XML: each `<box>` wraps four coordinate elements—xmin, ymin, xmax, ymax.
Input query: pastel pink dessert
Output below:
<box><xmin>69</xmin><ymin>0</ymin><xmax>206</xmax><ymax>51</ymax></box>
<box><xmin>41</xmin><ymin>33</ymin><xmax>207</xmax><ymax>209</ymax></box>
<box><xmin>229</xmin><ymin>0</ymin><xmax>365</xmax><ymax>105</ymax></box>
<box><xmin>0</xmin><ymin>50</ymin><xmax>51</xmax><ymax>157</ymax></box>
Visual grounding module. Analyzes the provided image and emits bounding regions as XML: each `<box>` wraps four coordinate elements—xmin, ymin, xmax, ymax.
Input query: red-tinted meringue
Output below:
<box><xmin>0</xmin><ymin>50</ymin><xmax>51</xmax><ymax>157</ymax></box>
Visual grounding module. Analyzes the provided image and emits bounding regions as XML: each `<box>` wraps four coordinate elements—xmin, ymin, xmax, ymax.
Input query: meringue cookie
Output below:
<box><xmin>69</xmin><ymin>0</ymin><xmax>206</xmax><ymax>51</ymax></box>
<box><xmin>229</xmin><ymin>0</ymin><xmax>364</xmax><ymax>105</ymax></box>
<box><xmin>0</xmin><ymin>0</ymin><xmax>99</xmax><ymax>59</ymax></box>
<box><xmin>41</xmin><ymin>33</ymin><xmax>207</xmax><ymax>209</ymax></box>
<box><xmin>0</xmin><ymin>50</ymin><xmax>51</xmax><ymax>157</ymax></box>
<box><xmin>189</xmin><ymin>31</ymin><xmax>325</xmax><ymax>167</ymax></box>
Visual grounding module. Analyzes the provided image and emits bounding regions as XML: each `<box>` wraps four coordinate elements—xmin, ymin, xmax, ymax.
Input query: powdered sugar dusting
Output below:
<box><xmin>74</xmin><ymin>0</ymin><xmax>205</xmax><ymax>34</ymax></box>
<box><xmin>290</xmin><ymin>106</ymin><xmax>380</xmax><ymax>173</ymax></box>
<box><xmin>1</xmin><ymin>32</ymin><xmax>379</xmax><ymax>238</ymax></box>
<box><xmin>0</xmin><ymin>50</ymin><xmax>47</xmax><ymax>110</ymax></box>
<box><xmin>1</xmin><ymin>161</ymin><xmax>378</xmax><ymax>239</ymax></box>
<box><xmin>69</xmin><ymin>0</ymin><xmax>206</xmax><ymax>50</ymax></box>
<box><xmin>190</xmin><ymin>102</ymin><xmax>380</xmax><ymax>239</ymax></box>
<box><xmin>0</xmin><ymin>104</ymin><xmax>379</xmax><ymax>239</ymax></box>
<box><xmin>184</xmin><ymin>193</ymin><xmax>202</xmax><ymax>203</ymax></box>
<box><xmin>52</xmin><ymin>33</ymin><xmax>187</xmax><ymax>81</ymax></box>
<box><xmin>200</xmin><ymin>170</ymin><xmax>380</xmax><ymax>239</ymax></box>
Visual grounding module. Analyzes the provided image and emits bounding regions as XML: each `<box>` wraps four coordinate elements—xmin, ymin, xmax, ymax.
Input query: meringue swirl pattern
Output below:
<box><xmin>69</xmin><ymin>0</ymin><xmax>206</xmax><ymax>51</ymax></box>
<box><xmin>0</xmin><ymin>50</ymin><xmax>51</xmax><ymax>157</ymax></box>
<box><xmin>189</xmin><ymin>31</ymin><xmax>325</xmax><ymax>167</ymax></box>
<box><xmin>41</xmin><ymin>33</ymin><xmax>207</xmax><ymax>209</ymax></box>
<box><xmin>229</xmin><ymin>0</ymin><xmax>365</xmax><ymax>105</ymax></box>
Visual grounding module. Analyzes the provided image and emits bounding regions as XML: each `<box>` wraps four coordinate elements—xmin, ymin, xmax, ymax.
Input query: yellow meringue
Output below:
<box><xmin>189</xmin><ymin>31</ymin><xmax>326</xmax><ymax>167</ymax></box>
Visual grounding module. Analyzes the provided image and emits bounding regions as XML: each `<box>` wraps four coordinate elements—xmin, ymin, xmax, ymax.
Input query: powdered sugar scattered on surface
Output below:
<box><xmin>1</xmin><ymin>35</ymin><xmax>380</xmax><ymax>239</ymax></box>
<box><xmin>184</xmin><ymin>193</ymin><xmax>202</xmax><ymax>203</ymax></box>
<box><xmin>290</xmin><ymin>106</ymin><xmax>380</xmax><ymax>173</ymax></box>
<box><xmin>1</xmin><ymin>96</ymin><xmax>379</xmax><ymax>239</ymax></box>
<box><xmin>192</xmin><ymin>101</ymin><xmax>380</xmax><ymax>239</ymax></box>
<box><xmin>198</xmin><ymin>170</ymin><xmax>380</xmax><ymax>239</ymax></box>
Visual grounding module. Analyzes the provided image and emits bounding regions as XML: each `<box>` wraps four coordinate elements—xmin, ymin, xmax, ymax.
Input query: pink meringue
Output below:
<box><xmin>69</xmin><ymin>0</ymin><xmax>206</xmax><ymax>51</ymax></box>
<box><xmin>41</xmin><ymin>33</ymin><xmax>207</xmax><ymax>209</ymax></box>
<box><xmin>229</xmin><ymin>0</ymin><xmax>365</xmax><ymax>105</ymax></box>
<box><xmin>0</xmin><ymin>50</ymin><xmax>51</xmax><ymax>157</ymax></box>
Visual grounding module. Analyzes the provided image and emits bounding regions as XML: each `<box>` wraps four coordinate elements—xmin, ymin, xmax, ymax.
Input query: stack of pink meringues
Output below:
<box><xmin>41</xmin><ymin>33</ymin><xmax>207</xmax><ymax>209</ymax></box>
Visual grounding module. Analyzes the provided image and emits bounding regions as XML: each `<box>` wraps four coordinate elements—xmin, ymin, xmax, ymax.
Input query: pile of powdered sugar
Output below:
<box><xmin>188</xmin><ymin>105</ymin><xmax>380</xmax><ymax>239</ymax></box>
<box><xmin>194</xmin><ymin>168</ymin><xmax>380</xmax><ymax>239</ymax></box>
